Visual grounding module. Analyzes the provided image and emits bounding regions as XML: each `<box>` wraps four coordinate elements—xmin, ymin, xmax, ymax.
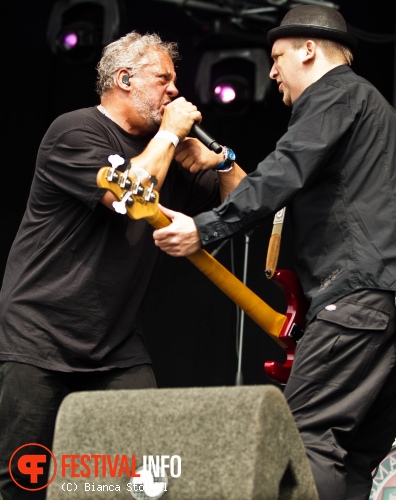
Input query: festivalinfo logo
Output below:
<box><xmin>9</xmin><ymin>443</ymin><xmax>182</xmax><ymax>498</ymax></box>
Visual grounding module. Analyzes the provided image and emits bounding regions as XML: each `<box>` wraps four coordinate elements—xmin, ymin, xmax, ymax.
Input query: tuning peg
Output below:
<box><xmin>107</xmin><ymin>154</ymin><xmax>125</xmax><ymax>181</ymax></box>
<box><xmin>144</xmin><ymin>177</ymin><xmax>158</xmax><ymax>202</ymax></box>
<box><xmin>108</xmin><ymin>154</ymin><xmax>125</xmax><ymax>169</ymax></box>
<box><xmin>112</xmin><ymin>200</ymin><xmax>127</xmax><ymax>214</ymax></box>
<box><xmin>119</xmin><ymin>162</ymin><xmax>133</xmax><ymax>189</ymax></box>
<box><xmin>149</xmin><ymin>175</ymin><xmax>158</xmax><ymax>186</ymax></box>
<box><xmin>112</xmin><ymin>189</ymin><xmax>133</xmax><ymax>214</ymax></box>
<box><xmin>133</xmin><ymin>167</ymin><xmax>150</xmax><ymax>180</ymax></box>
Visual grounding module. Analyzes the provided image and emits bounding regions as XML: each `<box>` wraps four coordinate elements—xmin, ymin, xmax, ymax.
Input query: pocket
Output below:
<box><xmin>317</xmin><ymin>299</ymin><xmax>389</xmax><ymax>331</ymax></box>
<box><xmin>294</xmin><ymin>294</ymin><xmax>390</xmax><ymax>391</ymax></box>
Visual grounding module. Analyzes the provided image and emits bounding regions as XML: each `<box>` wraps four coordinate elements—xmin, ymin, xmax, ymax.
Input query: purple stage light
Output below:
<box><xmin>61</xmin><ymin>32</ymin><xmax>79</xmax><ymax>50</ymax></box>
<box><xmin>214</xmin><ymin>84</ymin><xmax>237</xmax><ymax>103</ymax></box>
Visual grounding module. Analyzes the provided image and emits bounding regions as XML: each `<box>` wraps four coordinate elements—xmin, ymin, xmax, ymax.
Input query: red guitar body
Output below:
<box><xmin>264</xmin><ymin>269</ymin><xmax>308</xmax><ymax>384</ymax></box>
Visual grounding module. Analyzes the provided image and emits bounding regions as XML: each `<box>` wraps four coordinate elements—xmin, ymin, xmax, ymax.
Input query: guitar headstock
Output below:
<box><xmin>96</xmin><ymin>155</ymin><xmax>159</xmax><ymax>220</ymax></box>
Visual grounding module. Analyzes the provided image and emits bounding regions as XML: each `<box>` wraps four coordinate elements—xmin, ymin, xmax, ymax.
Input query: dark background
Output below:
<box><xmin>3</xmin><ymin>0</ymin><xmax>395</xmax><ymax>388</ymax></box>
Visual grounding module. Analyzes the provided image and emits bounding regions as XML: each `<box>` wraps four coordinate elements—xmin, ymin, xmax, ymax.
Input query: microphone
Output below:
<box><xmin>191</xmin><ymin>124</ymin><xmax>222</xmax><ymax>154</ymax></box>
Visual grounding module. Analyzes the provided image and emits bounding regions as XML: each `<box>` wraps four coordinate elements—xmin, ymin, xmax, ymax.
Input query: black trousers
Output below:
<box><xmin>284</xmin><ymin>289</ymin><xmax>396</xmax><ymax>500</ymax></box>
<box><xmin>0</xmin><ymin>362</ymin><xmax>156</xmax><ymax>500</ymax></box>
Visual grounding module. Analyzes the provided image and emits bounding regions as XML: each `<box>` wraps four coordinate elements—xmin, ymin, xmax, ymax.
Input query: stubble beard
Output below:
<box><xmin>131</xmin><ymin>89</ymin><xmax>163</xmax><ymax>132</ymax></box>
<box><xmin>282</xmin><ymin>91</ymin><xmax>292</xmax><ymax>107</ymax></box>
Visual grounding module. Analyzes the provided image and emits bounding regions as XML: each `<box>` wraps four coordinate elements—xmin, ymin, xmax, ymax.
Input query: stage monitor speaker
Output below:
<box><xmin>46</xmin><ymin>385</ymin><xmax>318</xmax><ymax>499</ymax></box>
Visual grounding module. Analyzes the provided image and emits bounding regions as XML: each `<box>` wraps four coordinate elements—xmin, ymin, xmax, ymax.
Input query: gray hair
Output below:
<box><xmin>96</xmin><ymin>32</ymin><xmax>180</xmax><ymax>96</ymax></box>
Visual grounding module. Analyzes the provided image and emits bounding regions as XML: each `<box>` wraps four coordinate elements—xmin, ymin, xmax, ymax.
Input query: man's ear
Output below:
<box><xmin>303</xmin><ymin>40</ymin><xmax>316</xmax><ymax>63</ymax></box>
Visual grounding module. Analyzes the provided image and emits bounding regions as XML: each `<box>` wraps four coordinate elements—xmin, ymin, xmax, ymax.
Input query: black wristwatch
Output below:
<box><xmin>213</xmin><ymin>146</ymin><xmax>236</xmax><ymax>172</ymax></box>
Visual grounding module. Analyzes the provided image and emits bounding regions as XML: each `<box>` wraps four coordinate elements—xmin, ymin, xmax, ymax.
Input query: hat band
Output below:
<box><xmin>267</xmin><ymin>24</ymin><xmax>358</xmax><ymax>49</ymax></box>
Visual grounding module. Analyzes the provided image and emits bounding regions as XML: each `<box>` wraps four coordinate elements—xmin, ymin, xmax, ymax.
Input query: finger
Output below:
<box><xmin>174</xmin><ymin>150</ymin><xmax>189</xmax><ymax>165</ymax></box>
<box><xmin>153</xmin><ymin>227</ymin><xmax>173</xmax><ymax>242</ymax></box>
<box><xmin>158</xmin><ymin>204</ymin><xmax>176</xmax><ymax>219</ymax></box>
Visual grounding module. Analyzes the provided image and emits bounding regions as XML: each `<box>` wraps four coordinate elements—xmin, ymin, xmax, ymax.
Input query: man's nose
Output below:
<box><xmin>167</xmin><ymin>81</ymin><xmax>179</xmax><ymax>96</ymax></box>
<box><xmin>269</xmin><ymin>64</ymin><xmax>278</xmax><ymax>80</ymax></box>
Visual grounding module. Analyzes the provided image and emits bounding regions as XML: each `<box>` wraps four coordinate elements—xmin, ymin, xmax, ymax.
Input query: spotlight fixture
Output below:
<box><xmin>47</xmin><ymin>0</ymin><xmax>124</xmax><ymax>63</ymax></box>
<box><xmin>195</xmin><ymin>48</ymin><xmax>271</xmax><ymax>114</ymax></box>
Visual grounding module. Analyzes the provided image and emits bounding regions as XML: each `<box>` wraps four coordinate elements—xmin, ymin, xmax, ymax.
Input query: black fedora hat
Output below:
<box><xmin>267</xmin><ymin>5</ymin><xmax>358</xmax><ymax>50</ymax></box>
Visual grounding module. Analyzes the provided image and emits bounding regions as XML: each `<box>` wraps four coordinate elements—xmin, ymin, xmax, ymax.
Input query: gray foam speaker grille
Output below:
<box><xmin>47</xmin><ymin>385</ymin><xmax>318</xmax><ymax>499</ymax></box>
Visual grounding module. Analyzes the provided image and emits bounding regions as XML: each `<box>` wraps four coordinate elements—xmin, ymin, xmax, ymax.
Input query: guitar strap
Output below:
<box><xmin>265</xmin><ymin>207</ymin><xmax>286</xmax><ymax>279</ymax></box>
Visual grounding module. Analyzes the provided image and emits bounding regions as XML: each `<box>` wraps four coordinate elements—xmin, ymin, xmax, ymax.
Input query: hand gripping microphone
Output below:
<box><xmin>191</xmin><ymin>124</ymin><xmax>222</xmax><ymax>154</ymax></box>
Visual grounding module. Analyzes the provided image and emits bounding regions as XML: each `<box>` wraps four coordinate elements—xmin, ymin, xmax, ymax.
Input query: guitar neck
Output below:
<box><xmin>147</xmin><ymin>211</ymin><xmax>287</xmax><ymax>347</ymax></box>
<box><xmin>96</xmin><ymin>166</ymin><xmax>287</xmax><ymax>348</ymax></box>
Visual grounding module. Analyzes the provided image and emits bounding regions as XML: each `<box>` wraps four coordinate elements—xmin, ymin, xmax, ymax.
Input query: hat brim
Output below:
<box><xmin>267</xmin><ymin>24</ymin><xmax>358</xmax><ymax>50</ymax></box>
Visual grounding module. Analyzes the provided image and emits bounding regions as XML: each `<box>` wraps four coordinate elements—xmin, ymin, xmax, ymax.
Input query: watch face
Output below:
<box><xmin>224</xmin><ymin>148</ymin><xmax>235</xmax><ymax>164</ymax></box>
<box><xmin>214</xmin><ymin>147</ymin><xmax>235</xmax><ymax>171</ymax></box>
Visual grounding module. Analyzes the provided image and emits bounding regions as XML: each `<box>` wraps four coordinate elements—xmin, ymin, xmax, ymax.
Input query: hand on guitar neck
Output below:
<box><xmin>97</xmin><ymin>157</ymin><xmax>308</xmax><ymax>384</ymax></box>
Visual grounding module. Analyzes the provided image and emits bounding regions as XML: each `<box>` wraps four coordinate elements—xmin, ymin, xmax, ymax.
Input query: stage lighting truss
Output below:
<box><xmin>47</xmin><ymin>0</ymin><xmax>123</xmax><ymax>64</ymax></box>
<box><xmin>145</xmin><ymin>0</ymin><xmax>341</xmax><ymax>23</ymax></box>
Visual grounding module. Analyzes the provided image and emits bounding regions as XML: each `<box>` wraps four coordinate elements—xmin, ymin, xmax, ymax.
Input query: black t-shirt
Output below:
<box><xmin>0</xmin><ymin>107</ymin><xmax>219</xmax><ymax>371</ymax></box>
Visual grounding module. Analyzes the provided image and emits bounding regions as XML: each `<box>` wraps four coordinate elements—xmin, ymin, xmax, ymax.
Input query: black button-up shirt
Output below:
<box><xmin>194</xmin><ymin>65</ymin><xmax>396</xmax><ymax>322</ymax></box>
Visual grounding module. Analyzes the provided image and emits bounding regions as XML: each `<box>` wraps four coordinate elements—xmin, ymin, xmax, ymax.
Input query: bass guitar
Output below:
<box><xmin>97</xmin><ymin>156</ymin><xmax>307</xmax><ymax>384</ymax></box>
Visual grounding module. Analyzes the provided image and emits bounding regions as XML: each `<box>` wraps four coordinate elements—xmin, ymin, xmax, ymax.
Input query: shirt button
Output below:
<box><xmin>213</xmin><ymin>231</ymin><xmax>218</xmax><ymax>237</ymax></box>
<box><xmin>203</xmin><ymin>235</ymin><xmax>209</xmax><ymax>241</ymax></box>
